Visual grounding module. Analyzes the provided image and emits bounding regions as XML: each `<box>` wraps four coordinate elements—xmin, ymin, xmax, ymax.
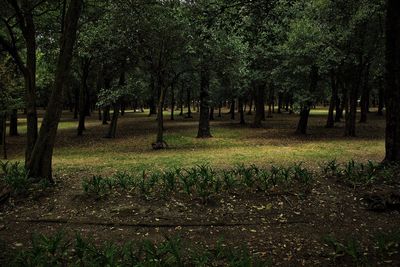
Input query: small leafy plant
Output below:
<box><xmin>82</xmin><ymin>175</ymin><xmax>113</xmax><ymax>198</ymax></box>
<box><xmin>0</xmin><ymin>161</ymin><xmax>32</xmax><ymax>195</ymax></box>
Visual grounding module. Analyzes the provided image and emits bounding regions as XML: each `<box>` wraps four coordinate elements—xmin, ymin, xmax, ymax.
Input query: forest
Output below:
<box><xmin>0</xmin><ymin>0</ymin><xmax>400</xmax><ymax>266</ymax></box>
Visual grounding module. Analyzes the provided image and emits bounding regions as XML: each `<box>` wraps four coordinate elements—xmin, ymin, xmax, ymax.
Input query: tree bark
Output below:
<box><xmin>170</xmin><ymin>83</ymin><xmax>175</xmax><ymax>121</ymax></box>
<box><xmin>345</xmin><ymin>65</ymin><xmax>362</xmax><ymax>137</ymax></box>
<box><xmin>230</xmin><ymin>99</ymin><xmax>235</xmax><ymax>120</ymax></box>
<box><xmin>252</xmin><ymin>82</ymin><xmax>265</xmax><ymax>128</ymax></box>
<box><xmin>197</xmin><ymin>67</ymin><xmax>212</xmax><ymax>138</ymax></box>
<box><xmin>239</xmin><ymin>97</ymin><xmax>245</xmax><ymax>125</ymax></box>
<box><xmin>148</xmin><ymin>76</ymin><xmax>157</xmax><ymax>116</ymax></box>
<box><xmin>105</xmin><ymin>103</ymin><xmax>120</xmax><ymax>139</ymax></box>
<box><xmin>77</xmin><ymin>57</ymin><xmax>90</xmax><ymax>136</ymax></box>
<box><xmin>326</xmin><ymin>70</ymin><xmax>338</xmax><ymax>128</ymax></box>
<box><xmin>1</xmin><ymin>113</ymin><xmax>6</xmax><ymax>159</ymax></box>
<box><xmin>186</xmin><ymin>86</ymin><xmax>192</xmax><ymax>118</ymax></box>
<box><xmin>359</xmin><ymin>64</ymin><xmax>370</xmax><ymax>123</ymax></box>
<box><xmin>384</xmin><ymin>0</ymin><xmax>400</xmax><ymax>161</ymax></box>
<box><xmin>105</xmin><ymin>69</ymin><xmax>125</xmax><ymax>139</ymax></box>
<box><xmin>378</xmin><ymin>77</ymin><xmax>384</xmax><ymax>116</ymax></box>
<box><xmin>296</xmin><ymin>66</ymin><xmax>318</xmax><ymax>135</ymax></box>
<box><xmin>296</xmin><ymin>106</ymin><xmax>311</xmax><ymax>135</ymax></box>
<box><xmin>153</xmin><ymin>77</ymin><xmax>168</xmax><ymax>149</ymax></box>
<box><xmin>9</xmin><ymin>109</ymin><xmax>19</xmax><ymax>136</ymax></box>
<box><xmin>27</xmin><ymin>0</ymin><xmax>83</xmax><ymax>181</ymax></box>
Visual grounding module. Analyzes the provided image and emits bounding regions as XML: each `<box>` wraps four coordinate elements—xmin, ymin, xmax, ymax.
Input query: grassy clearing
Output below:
<box><xmin>6</xmin><ymin>108</ymin><xmax>385</xmax><ymax>175</ymax></box>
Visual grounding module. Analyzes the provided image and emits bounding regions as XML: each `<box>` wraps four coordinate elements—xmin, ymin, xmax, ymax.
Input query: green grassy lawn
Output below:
<box><xmin>5</xmin><ymin>108</ymin><xmax>385</xmax><ymax>175</ymax></box>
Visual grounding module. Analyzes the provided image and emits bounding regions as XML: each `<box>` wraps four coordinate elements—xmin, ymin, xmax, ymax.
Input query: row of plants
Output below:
<box><xmin>6</xmin><ymin>229</ymin><xmax>400</xmax><ymax>267</ymax></box>
<box><xmin>7</xmin><ymin>232</ymin><xmax>271</xmax><ymax>267</ymax></box>
<box><xmin>81</xmin><ymin>163</ymin><xmax>314</xmax><ymax>201</ymax></box>
<box><xmin>320</xmin><ymin>159</ymin><xmax>399</xmax><ymax>188</ymax></box>
<box><xmin>0</xmin><ymin>161</ymin><xmax>51</xmax><ymax>197</ymax></box>
<box><xmin>324</xmin><ymin>230</ymin><xmax>400</xmax><ymax>266</ymax></box>
<box><xmin>1</xmin><ymin>159</ymin><xmax>398</xmax><ymax>200</ymax></box>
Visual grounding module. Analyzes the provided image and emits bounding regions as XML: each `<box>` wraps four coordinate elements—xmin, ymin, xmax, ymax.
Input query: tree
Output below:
<box><xmin>27</xmin><ymin>0</ymin><xmax>83</xmax><ymax>181</ymax></box>
<box><xmin>384</xmin><ymin>0</ymin><xmax>400</xmax><ymax>161</ymax></box>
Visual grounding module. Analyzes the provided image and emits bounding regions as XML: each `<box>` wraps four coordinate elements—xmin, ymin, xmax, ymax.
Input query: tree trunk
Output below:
<box><xmin>247</xmin><ymin>92</ymin><xmax>253</xmax><ymax>115</ymax></box>
<box><xmin>230</xmin><ymin>99</ymin><xmax>235</xmax><ymax>120</ymax></box>
<box><xmin>186</xmin><ymin>87</ymin><xmax>192</xmax><ymax>118</ymax></box>
<box><xmin>105</xmin><ymin>69</ymin><xmax>125</xmax><ymax>138</ymax></box>
<box><xmin>277</xmin><ymin>92</ymin><xmax>283</xmax><ymax>114</ymax></box>
<box><xmin>296</xmin><ymin>66</ymin><xmax>318</xmax><ymax>135</ymax></box>
<box><xmin>239</xmin><ymin>97</ymin><xmax>245</xmax><ymax>125</ymax></box>
<box><xmin>27</xmin><ymin>0</ymin><xmax>83</xmax><ymax>181</ymax></box>
<box><xmin>1</xmin><ymin>113</ymin><xmax>6</xmax><ymax>159</ymax></box>
<box><xmin>209</xmin><ymin>107</ymin><xmax>214</xmax><ymax>121</ymax></box>
<box><xmin>296</xmin><ymin>106</ymin><xmax>311</xmax><ymax>135</ymax></box>
<box><xmin>359</xmin><ymin>64</ymin><xmax>370</xmax><ymax>123</ymax></box>
<box><xmin>253</xmin><ymin>82</ymin><xmax>265</xmax><ymax>127</ymax></box>
<box><xmin>105</xmin><ymin>103</ymin><xmax>120</xmax><ymax>139</ymax></box>
<box><xmin>327</xmin><ymin>70</ymin><xmax>338</xmax><ymax>128</ymax></box>
<box><xmin>153</xmin><ymin>77</ymin><xmax>168</xmax><ymax>149</ymax></box>
<box><xmin>170</xmin><ymin>83</ymin><xmax>175</xmax><ymax>121</ymax></box>
<box><xmin>9</xmin><ymin>109</ymin><xmax>19</xmax><ymax>136</ymax></box>
<box><xmin>77</xmin><ymin>58</ymin><xmax>90</xmax><ymax>136</ymax></box>
<box><xmin>22</xmin><ymin>2</ymin><xmax>38</xmax><ymax>166</ymax></box>
<box><xmin>179</xmin><ymin>82</ymin><xmax>184</xmax><ymax>116</ymax></box>
<box><xmin>73</xmin><ymin>87</ymin><xmax>79</xmax><ymax>119</ymax></box>
<box><xmin>385</xmin><ymin>0</ymin><xmax>400</xmax><ymax>161</ymax></box>
<box><xmin>345</xmin><ymin>65</ymin><xmax>362</xmax><ymax>137</ymax></box>
<box><xmin>148</xmin><ymin>76</ymin><xmax>157</xmax><ymax>116</ymax></box>
<box><xmin>197</xmin><ymin>67</ymin><xmax>212</xmax><ymax>138</ymax></box>
<box><xmin>378</xmin><ymin>79</ymin><xmax>384</xmax><ymax>116</ymax></box>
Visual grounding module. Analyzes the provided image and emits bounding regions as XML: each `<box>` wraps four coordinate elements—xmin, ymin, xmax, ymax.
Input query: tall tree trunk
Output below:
<box><xmin>247</xmin><ymin>92</ymin><xmax>253</xmax><ymax>115</ymax></box>
<box><xmin>197</xmin><ymin>67</ymin><xmax>212</xmax><ymax>138</ymax></box>
<box><xmin>296</xmin><ymin>66</ymin><xmax>318</xmax><ymax>135</ymax></box>
<box><xmin>105</xmin><ymin>103</ymin><xmax>120</xmax><ymax>139</ymax></box>
<box><xmin>148</xmin><ymin>76</ymin><xmax>157</xmax><ymax>116</ymax></box>
<box><xmin>335</xmin><ymin>94</ymin><xmax>342</xmax><ymax>122</ymax></box>
<box><xmin>277</xmin><ymin>92</ymin><xmax>283</xmax><ymax>114</ymax></box>
<box><xmin>1</xmin><ymin>113</ymin><xmax>6</xmax><ymax>159</ymax></box>
<box><xmin>296</xmin><ymin>106</ymin><xmax>311</xmax><ymax>135</ymax></box>
<box><xmin>239</xmin><ymin>97</ymin><xmax>245</xmax><ymax>125</ymax></box>
<box><xmin>27</xmin><ymin>0</ymin><xmax>83</xmax><ymax>181</ymax></box>
<box><xmin>186</xmin><ymin>87</ymin><xmax>192</xmax><ymax>118</ymax></box>
<box><xmin>385</xmin><ymin>0</ymin><xmax>400</xmax><ymax>161</ymax></box>
<box><xmin>218</xmin><ymin>102</ymin><xmax>222</xmax><ymax>117</ymax></box>
<box><xmin>77</xmin><ymin>58</ymin><xmax>90</xmax><ymax>136</ymax></box>
<box><xmin>153</xmin><ymin>77</ymin><xmax>168</xmax><ymax>149</ymax></box>
<box><xmin>170</xmin><ymin>83</ymin><xmax>175</xmax><ymax>121</ymax></box>
<box><xmin>345</xmin><ymin>65</ymin><xmax>362</xmax><ymax>137</ymax></box>
<box><xmin>105</xmin><ymin>69</ymin><xmax>125</xmax><ymax>138</ymax></box>
<box><xmin>73</xmin><ymin>87</ymin><xmax>79</xmax><ymax>119</ymax></box>
<box><xmin>9</xmin><ymin>109</ymin><xmax>19</xmax><ymax>136</ymax></box>
<box><xmin>22</xmin><ymin>2</ymin><xmax>38</xmax><ymax>166</ymax></box>
<box><xmin>253</xmin><ymin>82</ymin><xmax>265</xmax><ymax>127</ymax></box>
<box><xmin>327</xmin><ymin>70</ymin><xmax>338</xmax><ymax>128</ymax></box>
<box><xmin>179</xmin><ymin>81</ymin><xmax>184</xmax><ymax>116</ymax></box>
<box><xmin>230</xmin><ymin>99</ymin><xmax>235</xmax><ymax>120</ymax></box>
<box><xmin>209</xmin><ymin>107</ymin><xmax>214</xmax><ymax>121</ymax></box>
<box><xmin>359</xmin><ymin>64</ymin><xmax>370</xmax><ymax>123</ymax></box>
<box><xmin>378</xmin><ymin>77</ymin><xmax>384</xmax><ymax>116</ymax></box>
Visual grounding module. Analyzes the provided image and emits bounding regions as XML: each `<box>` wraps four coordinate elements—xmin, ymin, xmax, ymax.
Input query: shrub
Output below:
<box><xmin>0</xmin><ymin>161</ymin><xmax>32</xmax><ymax>195</ymax></box>
<box><xmin>82</xmin><ymin>175</ymin><xmax>113</xmax><ymax>198</ymax></box>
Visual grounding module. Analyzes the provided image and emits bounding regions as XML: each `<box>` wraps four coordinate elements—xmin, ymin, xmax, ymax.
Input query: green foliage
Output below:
<box><xmin>375</xmin><ymin>230</ymin><xmax>400</xmax><ymax>258</ymax></box>
<box><xmin>0</xmin><ymin>161</ymin><xmax>32</xmax><ymax>195</ymax></box>
<box><xmin>324</xmin><ymin>235</ymin><xmax>366</xmax><ymax>265</ymax></box>
<box><xmin>82</xmin><ymin>176</ymin><xmax>113</xmax><ymax>198</ymax></box>
<box><xmin>9</xmin><ymin>233</ymin><xmax>271</xmax><ymax>266</ymax></box>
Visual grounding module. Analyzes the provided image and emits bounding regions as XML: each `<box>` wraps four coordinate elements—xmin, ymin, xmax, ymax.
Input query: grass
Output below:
<box><xmin>5</xmin><ymin>108</ymin><xmax>385</xmax><ymax>175</ymax></box>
